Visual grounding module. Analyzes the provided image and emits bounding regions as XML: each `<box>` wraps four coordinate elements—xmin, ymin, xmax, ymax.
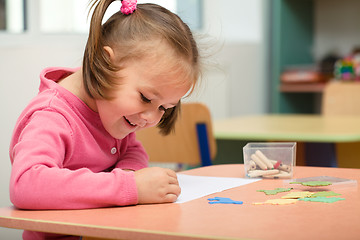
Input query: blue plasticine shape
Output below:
<box><xmin>208</xmin><ymin>197</ymin><xmax>243</xmax><ymax>204</ymax></box>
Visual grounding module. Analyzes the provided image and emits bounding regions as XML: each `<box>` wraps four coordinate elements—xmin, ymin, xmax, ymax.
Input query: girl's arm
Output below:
<box><xmin>10</xmin><ymin>110</ymin><xmax>138</xmax><ymax>210</ymax></box>
<box><xmin>115</xmin><ymin>132</ymin><xmax>149</xmax><ymax>171</ymax></box>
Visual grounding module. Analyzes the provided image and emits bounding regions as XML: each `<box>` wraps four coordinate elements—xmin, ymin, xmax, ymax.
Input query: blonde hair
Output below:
<box><xmin>83</xmin><ymin>0</ymin><xmax>200</xmax><ymax>135</ymax></box>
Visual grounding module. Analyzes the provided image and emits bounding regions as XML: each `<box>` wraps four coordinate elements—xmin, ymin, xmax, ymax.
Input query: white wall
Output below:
<box><xmin>186</xmin><ymin>0</ymin><xmax>266</xmax><ymax>118</ymax></box>
<box><xmin>0</xmin><ymin>1</ymin><xmax>266</xmax><ymax>238</ymax></box>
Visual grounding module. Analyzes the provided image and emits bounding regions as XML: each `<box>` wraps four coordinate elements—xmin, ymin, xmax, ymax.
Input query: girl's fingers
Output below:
<box><xmin>164</xmin><ymin>193</ymin><xmax>178</xmax><ymax>203</ymax></box>
<box><xmin>168</xmin><ymin>176</ymin><xmax>179</xmax><ymax>185</ymax></box>
<box><xmin>168</xmin><ymin>183</ymin><xmax>181</xmax><ymax>196</ymax></box>
<box><xmin>166</xmin><ymin>168</ymin><xmax>177</xmax><ymax>178</ymax></box>
<box><xmin>165</xmin><ymin>168</ymin><xmax>179</xmax><ymax>185</ymax></box>
<box><xmin>164</xmin><ymin>184</ymin><xmax>181</xmax><ymax>202</ymax></box>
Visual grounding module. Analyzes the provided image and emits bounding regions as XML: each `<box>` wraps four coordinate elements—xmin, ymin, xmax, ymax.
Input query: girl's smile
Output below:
<box><xmin>92</xmin><ymin>54</ymin><xmax>192</xmax><ymax>139</ymax></box>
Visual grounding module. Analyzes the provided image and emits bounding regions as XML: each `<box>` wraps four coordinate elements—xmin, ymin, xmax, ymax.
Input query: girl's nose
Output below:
<box><xmin>139</xmin><ymin>109</ymin><xmax>163</xmax><ymax>126</ymax></box>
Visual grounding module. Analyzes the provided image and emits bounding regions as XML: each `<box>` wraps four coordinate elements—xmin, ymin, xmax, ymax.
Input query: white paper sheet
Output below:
<box><xmin>175</xmin><ymin>174</ymin><xmax>260</xmax><ymax>203</ymax></box>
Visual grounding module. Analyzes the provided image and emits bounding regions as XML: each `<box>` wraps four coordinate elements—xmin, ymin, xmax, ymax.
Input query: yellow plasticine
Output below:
<box><xmin>281</xmin><ymin>191</ymin><xmax>314</xmax><ymax>199</ymax></box>
<box><xmin>253</xmin><ymin>198</ymin><xmax>298</xmax><ymax>205</ymax></box>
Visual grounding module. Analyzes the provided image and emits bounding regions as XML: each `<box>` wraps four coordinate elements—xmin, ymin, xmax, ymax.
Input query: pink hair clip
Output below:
<box><xmin>120</xmin><ymin>0</ymin><xmax>137</xmax><ymax>15</ymax></box>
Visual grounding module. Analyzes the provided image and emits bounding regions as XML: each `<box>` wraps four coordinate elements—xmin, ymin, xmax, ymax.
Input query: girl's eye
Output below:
<box><xmin>159</xmin><ymin>106</ymin><xmax>166</xmax><ymax>112</ymax></box>
<box><xmin>140</xmin><ymin>93</ymin><xmax>151</xmax><ymax>103</ymax></box>
<box><xmin>140</xmin><ymin>92</ymin><xmax>167</xmax><ymax>112</ymax></box>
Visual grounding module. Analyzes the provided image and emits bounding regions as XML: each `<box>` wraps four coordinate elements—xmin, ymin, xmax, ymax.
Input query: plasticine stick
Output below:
<box><xmin>273</xmin><ymin>160</ymin><xmax>282</xmax><ymax>169</ymax></box>
<box><xmin>247</xmin><ymin>169</ymin><xmax>280</xmax><ymax>178</ymax></box>
<box><xmin>251</xmin><ymin>154</ymin><xmax>268</xmax><ymax>170</ymax></box>
<box><xmin>277</xmin><ymin>164</ymin><xmax>291</xmax><ymax>173</ymax></box>
<box><xmin>262</xmin><ymin>170</ymin><xmax>291</xmax><ymax>179</ymax></box>
<box><xmin>255</xmin><ymin>150</ymin><xmax>274</xmax><ymax>169</ymax></box>
<box><xmin>269</xmin><ymin>159</ymin><xmax>291</xmax><ymax>172</ymax></box>
<box><xmin>248</xmin><ymin>160</ymin><xmax>257</xmax><ymax>171</ymax></box>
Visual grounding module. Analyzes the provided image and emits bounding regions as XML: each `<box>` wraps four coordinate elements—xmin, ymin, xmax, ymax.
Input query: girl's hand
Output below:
<box><xmin>134</xmin><ymin>167</ymin><xmax>181</xmax><ymax>204</ymax></box>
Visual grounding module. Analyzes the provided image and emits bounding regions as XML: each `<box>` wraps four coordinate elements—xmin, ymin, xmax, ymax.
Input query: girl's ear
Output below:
<box><xmin>103</xmin><ymin>46</ymin><xmax>115</xmax><ymax>61</ymax></box>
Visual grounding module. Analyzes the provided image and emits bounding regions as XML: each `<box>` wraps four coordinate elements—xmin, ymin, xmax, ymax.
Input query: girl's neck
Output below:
<box><xmin>58</xmin><ymin>69</ymin><xmax>98</xmax><ymax>112</ymax></box>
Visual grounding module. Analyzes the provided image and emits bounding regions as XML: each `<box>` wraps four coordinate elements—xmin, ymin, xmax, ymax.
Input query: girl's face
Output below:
<box><xmin>94</xmin><ymin>56</ymin><xmax>192</xmax><ymax>139</ymax></box>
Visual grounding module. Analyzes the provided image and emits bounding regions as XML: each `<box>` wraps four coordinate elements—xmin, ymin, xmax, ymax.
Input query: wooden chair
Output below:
<box><xmin>322</xmin><ymin>81</ymin><xmax>360</xmax><ymax>168</ymax></box>
<box><xmin>135</xmin><ymin>102</ymin><xmax>217</xmax><ymax>169</ymax></box>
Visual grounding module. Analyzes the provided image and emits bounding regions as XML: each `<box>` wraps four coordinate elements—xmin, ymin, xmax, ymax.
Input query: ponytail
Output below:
<box><xmin>83</xmin><ymin>0</ymin><xmax>118</xmax><ymax>99</ymax></box>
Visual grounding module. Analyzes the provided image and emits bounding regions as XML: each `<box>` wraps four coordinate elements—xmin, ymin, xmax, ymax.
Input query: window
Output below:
<box><xmin>0</xmin><ymin>0</ymin><xmax>5</xmax><ymax>30</ymax></box>
<box><xmin>177</xmin><ymin>0</ymin><xmax>203</xmax><ymax>30</ymax></box>
<box><xmin>0</xmin><ymin>0</ymin><xmax>202</xmax><ymax>34</ymax></box>
<box><xmin>0</xmin><ymin>0</ymin><xmax>25</xmax><ymax>33</ymax></box>
<box><xmin>39</xmin><ymin>0</ymin><xmax>179</xmax><ymax>33</ymax></box>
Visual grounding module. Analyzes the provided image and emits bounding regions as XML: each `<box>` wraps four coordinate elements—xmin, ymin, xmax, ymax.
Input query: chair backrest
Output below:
<box><xmin>322</xmin><ymin>81</ymin><xmax>360</xmax><ymax>116</ymax></box>
<box><xmin>321</xmin><ymin>81</ymin><xmax>360</xmax><ymax>169</ymax></box>
<box><xmin>135</xmin><ymin>102</ymin><xmax>217</xmax><ymax>166</ymax></box>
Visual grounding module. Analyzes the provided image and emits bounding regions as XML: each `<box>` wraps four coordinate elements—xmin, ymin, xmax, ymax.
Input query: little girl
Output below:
<box><xmin>9</xmin><ymin>0</ymin><xmax>200</xmax><ymax>239</ymax></box>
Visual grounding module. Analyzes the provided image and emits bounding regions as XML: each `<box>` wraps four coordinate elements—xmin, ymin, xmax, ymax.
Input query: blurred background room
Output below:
<box><xmin>1</xmin><ymin>0</ymin><xmax>359</xmax><ymax>238</ymax></box>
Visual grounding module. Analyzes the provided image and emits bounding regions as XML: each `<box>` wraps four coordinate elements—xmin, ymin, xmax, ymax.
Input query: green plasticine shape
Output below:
<box><xmin>257</xmin><ymin>188</ymin><xmax>293</xmax><ymax>195</ymax></box>
<box><xmin>299</xmin><ymin>197</ymin><xmax>345</xmax><ymax>203</ymax></box>
<box><xmin>290</xmin><ymin>181</ymin><xmax>332</xmax><ymax>187</ymax></box>
<box><xmin>310</xmin><ymin>191</ymin><xmax>341</xmax><ymax>198</ymax></box>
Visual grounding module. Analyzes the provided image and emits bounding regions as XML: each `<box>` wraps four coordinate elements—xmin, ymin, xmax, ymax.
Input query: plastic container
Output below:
<box><xmin>243</xmin><ymin>142</ymin><xmax>296</xmax><ymax>179</ymax></box>
<box><xmin>283</xmin><ymin>176</ymin><xmax>357</xmax><ymax>191</ymax></box>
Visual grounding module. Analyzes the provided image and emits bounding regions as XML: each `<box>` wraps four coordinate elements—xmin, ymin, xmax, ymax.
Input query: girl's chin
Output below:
<box><xmin>111</xmin><ymin>128</ymin><xmax>138</xmax><ymax>139</ymax></box>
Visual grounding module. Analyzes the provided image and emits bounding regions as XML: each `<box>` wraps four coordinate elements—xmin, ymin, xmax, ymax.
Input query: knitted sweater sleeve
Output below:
<box><xmin>115</xmin><ymin>132</ymin><xmax>149</xmax><ymax>171</ymax></box>
<box><xmin>10</xmin><ymin>110</ymin><xmax>138</xmax><ymax>210</ymax></box>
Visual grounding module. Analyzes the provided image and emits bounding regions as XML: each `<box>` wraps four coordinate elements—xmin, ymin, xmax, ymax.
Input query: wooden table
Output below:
<box><xmin>213</xmin><ymin>114</ymin><xmax>360</xmax><ymax>142</ymax></box>
<box><xmin>0</xmin><ymin>164</ymin><xmax>359</xmax><ymax>240</ymax></box>
<box><xmin>213</xmin><ymin>114</ymin><xmax>360</xmax><ymax>167</ymax></box>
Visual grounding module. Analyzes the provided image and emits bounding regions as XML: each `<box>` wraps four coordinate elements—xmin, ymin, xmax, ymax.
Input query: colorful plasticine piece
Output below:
<box><xmin>257</xmin><ymin>187</ymin><xmax>293</xmax><ymax>195</ymax></box>
<box><xmin>298</xmin><ymin>197</ymin><xmax>345</xmax><ymax>203</ymax></box>
<box><xmin>310</xmin><ymin>191</ymin><xmax>341</xmax><ymax>198</ymax></box>
<box><xmin>207</xmin><ymin>197</ymin><xmax>243</xmax><ymax>205</ymax></box>
<box><xmin>290</xmin><ymin>181</ymin><xmax>332</xmax><ymax>187</ymax></box>
<box><xmin>281</xmin><ymin>191</ymin><xmax>314</xmax><ymax>199</ymax></box>
<box><xmin>253</xmin><ymin>198</ymin><xmax>298</xmax><ymax>205</ymax></box>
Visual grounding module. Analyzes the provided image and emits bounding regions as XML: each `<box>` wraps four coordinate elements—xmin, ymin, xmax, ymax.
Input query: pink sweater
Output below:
<box><xmin>9</xmin><ymin>67</ymin><xmax>149</xmax><ymax>210</ymax></box>
<box><xmin>10</xmin><ymin>67</ymin><xmax>149</xmax><ymax>239</ymax></box>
